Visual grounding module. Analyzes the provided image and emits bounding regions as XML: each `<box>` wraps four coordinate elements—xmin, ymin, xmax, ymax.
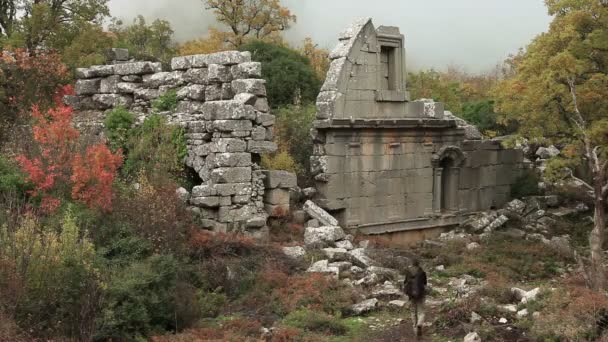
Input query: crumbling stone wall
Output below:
<box><xmin>66</xmin><ymin>49</ymin><xmax>278</xmax><ymax>236</ymax></box>
<box><xmin>311</xmin><ymin>19</ymin><xmax>524</xmax><ymax>237</ymax></box>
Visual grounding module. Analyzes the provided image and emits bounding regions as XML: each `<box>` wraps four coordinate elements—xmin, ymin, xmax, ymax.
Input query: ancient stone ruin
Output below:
<box><xmin>66</xmin><ymin>49</ymin><xmax>281</xmax><ymax>237</ymax></box>
<box><xmin>66</xmin><ymin>18</ymin><xmax>526</xmax><ymax>242</ymax></box>
<box><xmin>310</xmin><ymin>18</ymin><xmax>525</xmax><ymax>243</ymax></box>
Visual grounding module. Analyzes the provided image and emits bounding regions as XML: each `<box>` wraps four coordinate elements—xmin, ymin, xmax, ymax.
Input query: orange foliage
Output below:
<box><xmin>16</xmin><ymin>101</ymin><xmax>122</xmax><ymax>213</ymax></box>
<box><xmin>71</xmin><ymin>144</ymin><xmax>123</xmax><ymax>211</ymax></box>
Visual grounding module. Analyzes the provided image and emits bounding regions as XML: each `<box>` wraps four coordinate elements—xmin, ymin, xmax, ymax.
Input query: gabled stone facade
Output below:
<box><xmin>311</xmin><ymin>19</ymin><xmax>524</xmax><ymax>242</ymax></box>
<box><xmin>66</xmin><ymin>49</ymin><xmax>278</xmax><ymax>236</ymax></box>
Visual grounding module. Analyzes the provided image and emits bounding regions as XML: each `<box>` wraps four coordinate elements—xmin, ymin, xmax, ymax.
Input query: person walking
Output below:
<box><xmin>403</xmin><ymin>258</ymin><xmax>427</xmax><ymax>337</ymax></box>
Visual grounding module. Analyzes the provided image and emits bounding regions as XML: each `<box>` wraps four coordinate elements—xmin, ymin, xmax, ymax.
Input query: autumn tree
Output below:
<box><xmin>178</xmin><ymin>28</ymin><xmax>231</xmax><ymax>55</ymax></box>
<box><xmin>0</xmin><ymin>49</ymin><xmax>70</xmax><ymax>144</ymax></box>
<box><xmin>202</xmin><ymin>0</ymin><xmax>296</xmax><ymax>48</ymax></box>
<box><xmin>495</xmin><ymin>0</ymin><xmax>608</xmax><ymax>291</ymax></box>
<box><xmin>300</xmin><ymin>37</ymin><xmax>329</xmax><ymax>81</ymax></box>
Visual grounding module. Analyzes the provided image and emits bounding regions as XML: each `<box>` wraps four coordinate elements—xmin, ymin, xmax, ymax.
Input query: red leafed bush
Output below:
<box><xmin>71</xmin><ymin>144</ymin><xmax>123</xmax><ymax>211</ymax></box>
<box><xmin>16</xmin><ymin>103</ymin><xmax>122</xmax><ymax>212</ymax></box>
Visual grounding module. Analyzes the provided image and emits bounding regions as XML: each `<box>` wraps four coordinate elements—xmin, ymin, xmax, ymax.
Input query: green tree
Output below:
<box><xmin>495</xmin><ymin>0</ymin><xmax>608</xmax><ymax>291</ymax></box>
<box><xmin>240</xmin><ymin>40</ymin><xmax>321</xmax><ymax>107</ymax></box>
<box><xmin>408</xmin><ymin>69</ymin><xmax>463</xmax><ymax>113</ymax></box>
<box><xmin>109</xmin><ymin>15</ymin><xmax>177</xmax><ymax>66</ymax></box>
<box><xmin>0</xmin><ymin>0</ymin><xmax>109</xmax><ymax>51</ymax></box>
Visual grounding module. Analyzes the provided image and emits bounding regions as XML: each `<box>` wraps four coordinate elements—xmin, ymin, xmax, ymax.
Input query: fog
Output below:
<box><xmin>107</xmin><ymin>0</ymin><xmax>552</xmax><ymax>72</ymax></box>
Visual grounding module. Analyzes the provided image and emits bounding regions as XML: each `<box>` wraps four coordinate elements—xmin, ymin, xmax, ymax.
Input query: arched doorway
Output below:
<box><xmin>432</xmin><ymin>146</ymin><xmax>466</xmax><ymax>214</ymax></box>
<box><xmin>440</xmin><ymin>157</ymin><xmax>458</xmax><ymax>212</ymax></box>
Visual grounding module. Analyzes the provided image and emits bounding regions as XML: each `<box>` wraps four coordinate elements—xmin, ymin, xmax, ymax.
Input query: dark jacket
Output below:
<box><xmin>404</xmin><ymin>266</ymin><xmax>427</xmax><ymax>300</ymax></box>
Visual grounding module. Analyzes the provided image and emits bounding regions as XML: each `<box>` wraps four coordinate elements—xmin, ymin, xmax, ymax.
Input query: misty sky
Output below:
<box><xmin>107</xmin><ymin>0</ymin><xmax>552</xmax><ymax>72</ymax></box>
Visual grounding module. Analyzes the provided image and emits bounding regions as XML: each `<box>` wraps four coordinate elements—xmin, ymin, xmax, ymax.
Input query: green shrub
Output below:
<box><xmin>511</xmin><ymin>170</ymin><xmax>542</xmax><ymax>198</ymax></box>
<box><xmin>198</xmin><ymin>289</ymin><xmax>228</xmax><ymax>318</ymax></box>
<box><xmin>104</xmin><ymin>106</ymin><xmax>135</xmax><ymax>152</ymax></box>
<box><xmin>240</xmin><ymin>41</ymin><xmax>321</xmax><ymax>107</ymax></box>
<box><xmin>152</xmin><ymin>90</ymin><xmax>178</xmax><ymax>112</ymax></box>
<box><xmin>261</xmin><ymin>151</ymin><xmax>299</xmax><ymax>173</ymax></box>
<box><xmin>122</xmin><ymin>114</ymin><xmax>187</xmax><ymax>180</ymax></box>
<box><xmin>282</xmin><ymin>309</ymin><xmax>348</xmax><ymax>335</ymax></box>
<box><xmin>95</xmin><ymin>254</ymin><xmax>183</xmax><ymax>341</ymax></box>
<box><xmin>272</xmin><ymin>104</ymin><xmax>316</xmax><ymax>182</ymax></box>
<box><xmin>0</xmin><ymin>210</ymin><xmax>100</xmax><ymax>340</ymax></box>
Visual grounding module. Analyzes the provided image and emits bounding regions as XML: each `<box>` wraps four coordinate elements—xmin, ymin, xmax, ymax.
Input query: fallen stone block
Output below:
<box><xmin>349</xmin><ymin>248</ymin><xmax>373</xmax><ymax>268</ymax></box>
<box><xmin>307</xmin><ymin>260</ymin><xmax>339</xmax><ymax>276</ymax></box>
<box><xmin>304</xmin><ymin>226</ymin><xmax>346</xmax><ymax>248</ymax></box>
<box><xmin>506</xmin><ymin>199</ymin><xmax>527</xmax><ymax>215</ymax></box>
<box><xmin>303</xmin><ymin>200</ymin><xmax>339</xmax><ymax>226</ymax></box>
<box><xmin>464</xmin><ymin>332</ymin><xmax>481</xmax><ymax>342</ymax></box>
<box><xmin>351</xmin><ymin>298</ymin><xmax>378</xmax><ymax>315</ymax></box>
<box><xmin>322</xmin><ymin>247</ymin><xmax>349</xmax><ymax>261</ymax></box>
<box><xmin>282</xmin><ymin>246</ymin><xmax>306</xmax><ymax>260</ymax></box>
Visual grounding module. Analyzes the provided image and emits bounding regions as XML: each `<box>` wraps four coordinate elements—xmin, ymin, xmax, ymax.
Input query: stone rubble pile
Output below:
<box><xmin>66</xmin><ymin>49</ymin><xmax>285</xmax><ymax>235</ymax></box>
<box><xmin>279</xmin><ymin>201</ymin><xmax>409</xmax><ymax>316</ymax></box>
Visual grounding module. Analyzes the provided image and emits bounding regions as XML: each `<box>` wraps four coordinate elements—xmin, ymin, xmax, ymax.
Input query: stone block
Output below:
<box><xmin>234</xmin><ymin>93</ymin><xmax>257</xmax><ymax>105</ymax></box>
<box><xmin>262</xmin><ymin>170</ymin><xmax>298</xmax><ymax>189</ymax></box>
<box><xmin>251</xmin><ymin>126</ymin><xmax>266</xmax><ymax>141</ymax></box>
<box><xmin>76</xmin><ymin>65</ymin><xmax>115</xmax><ymax>79</ymax></box>
<box><xmin>218</xmin><ymin>205</ymin><xmax>258</xmax><ymax>223</ymax></box>
<box><xmin>110</xmin><ymin>48</ymin><xmax>130</xmax><ymax>61</ymax></box>
<box><xmin>190</xmin><ymin>196</ymin><xmax>220</xmax><ymax>208</ymax></box>
<box><xmin>304</xmin><ymin>226</ymin><xmax>346</xmax><ymax>247</ymax></box>
<box><xmin>213</xmin><ymin>153</ymin><xmax>252</xmax><ymax>167</ymax></box>
<box><xmin>231</xmin><ymin>62</ymin><xmax>262</xmax><ymax>79</ymax></box>
<box><xmin>114</xmin><ymin>61</ymin><xmax>162</xmax><ymax>75</ymax></box>
<box><xmin>264</xmin><ymin>188</ymin><xmax>290</xmax><ymax>205</ymax></box>
<box><xmin>231</xmin><ymin>79</ymin><xmax>267</xmax><ymax>96</ymax></box>
<box><xmin>143</xmin><ymin>71</ymin><xmax>185</xmax><ymax>88</ymax></box>
<box><xmin>221</xmin><ymin>83</ymin><xmax>234</xmax><ymax>99</ymax></box>
<box><xmin>116</xmin><ymin>82</ymin><xmax>142</xmax><ymax>94</ymax></box>
<box><xmin>100</xmin><ymin>75</ymin><xmax>121</xmax><ymax>93</ymax></box>
<box><xmin>177</xmin><ymin>84</ymin><xmax>206</xmax><ymax>101</ymax></box>
<box><xmin>207</xmin><ymin>51</ymin><xmax>251</xmax><ymax>65</ymax></box>
<box><xmin>212</xmin><ymin>183</ymin><xmax>252</xmax><ymax>196</ymax></box>
<box><xmin>254</xmin><ymin>97</ymin><xmax>269</xmax><ymax>113</ymax></box>
<box><xmin>303</xmin><ymin>200</ymin><xmax>339</xmax><ymax>226</ymax></box>
<box><xmin>171</xmin><ymin>55</ymin><xmax>192</xmax><ymax>70</ymax></box>
<box><xmin>183</xmin><ymin>68</ymin><xmax>208</xmax><ymax>84</ymax></box>
<box><xmin>134</xmin><ymin>88</ymin><xmax>160</xmax><ymax>101</ymax></box>
<box><xmin>176</xmin><ymin>100</ymin><xmax>206</xmax><ymax>114</ymax></box>
<box><xmin>256</xmin><ymin>113</ymin><xmax>275</xmax><ymax>126</ymax></box>
<box><xmin>189</xmin><ymin>54</ymin><xmax>210</xmax><ymax>68</ymax></box>
<box><xmin>203</xmin><ymin>101</ymin><xmax>257</xmax><ymax>120</ymax></box>
<box><xmin>212</xmin><ymin>120</ymin><xmax>253</xmax><ymax>132</ymax></box>
<box><xmin>210</xmin><ymin>167</ymin><xmax>252</xmax><ymax>183</ymax></box>
<box><xmin>208</xmin><ymin>64</ymin><xmax>232</xmax><ymax>83</ymax></box>
<box><xmin>121</xmin><ymin>75</ymin><xmax>142</xmax><ymax>82</ymax></box>
<box><xmin>92</xmin><ymin>94</ymin><xmax>133</xmax><ymax>109</ymax></box>
<box><xmin>192</xmin><ymin>185</ymin><xmax>217</xmax><ymax>197</ymax></box>
<box><xmin>247</xmin><ymin>141</ymin><xmax>277</xmax><ymax>154</ymax></box>
<box><xmin>75</xmin><ymin>78</ymin><xmax>101</xmax><ymax>95</ymax></box>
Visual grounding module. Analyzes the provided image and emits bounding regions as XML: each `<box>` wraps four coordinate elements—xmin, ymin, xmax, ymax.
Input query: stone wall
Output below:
<box><xmin>66</xmin><ymin>50</ymin><xmax>279</xmax><ymax>236</ymax></box>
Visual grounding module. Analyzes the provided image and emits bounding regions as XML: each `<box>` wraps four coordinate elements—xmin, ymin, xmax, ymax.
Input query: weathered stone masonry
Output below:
<box><xmin>66</xmin><ymin>49</ymin><xmax>280</xmax><ymax>236</ymax></box>
<box><xmin>310</xmin><ymin>19</ymin><xmax>525</xmax><ymax>241</ymax></box>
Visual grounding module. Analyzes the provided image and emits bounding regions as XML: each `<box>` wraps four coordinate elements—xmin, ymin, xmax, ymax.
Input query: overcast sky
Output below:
<box><xmin>107</xmin><ymin>0</ymin><xmax>552</xmax><ymax>73</ymax></box>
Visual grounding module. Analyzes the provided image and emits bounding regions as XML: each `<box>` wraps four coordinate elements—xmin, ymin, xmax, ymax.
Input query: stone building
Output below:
<box><xmin>310</xmin><ymin>19</ymin><xmax>524</xmax><ymax>243</ymax></box>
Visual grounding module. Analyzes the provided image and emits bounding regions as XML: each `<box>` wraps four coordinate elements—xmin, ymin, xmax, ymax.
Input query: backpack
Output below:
<box><xmin>404</xmin><ymin>267</ymin><xmax>426</xmax><ymax>300</ymax></box>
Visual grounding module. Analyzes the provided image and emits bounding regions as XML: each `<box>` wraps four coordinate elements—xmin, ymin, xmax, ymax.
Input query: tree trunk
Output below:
<box><xmin>591</xmin><ymin>176</ymin><xmax>606</xmax><ymax>291</ymax></box>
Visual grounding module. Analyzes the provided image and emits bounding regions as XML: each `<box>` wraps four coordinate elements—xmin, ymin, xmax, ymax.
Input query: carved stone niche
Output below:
<box><xmin>375</xmin><ymin>26</ymin><xmax>409</xmax><ymax>103</ymax></box>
